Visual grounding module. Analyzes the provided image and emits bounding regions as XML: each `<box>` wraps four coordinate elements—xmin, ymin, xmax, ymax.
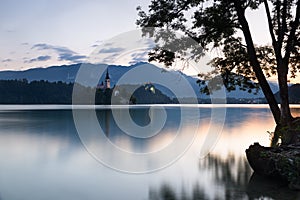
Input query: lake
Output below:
<box><xmin>0</xmin><ymin>104</ymin><xmax>300</xmax><ymax>200</ymax></box>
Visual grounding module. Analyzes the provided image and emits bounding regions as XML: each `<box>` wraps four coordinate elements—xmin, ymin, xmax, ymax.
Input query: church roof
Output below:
<box><xmin>105</xmin><ymin>69</ymin><xmax>110</xmax><ymax>79</ymax></box>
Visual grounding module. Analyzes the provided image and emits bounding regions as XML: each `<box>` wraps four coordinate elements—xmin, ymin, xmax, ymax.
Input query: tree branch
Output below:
<box><xmin>245</xmin><ymin>0</ymin><xmax>252</xmax><ymax>9</ymax></box>
<box><xmin>284</xmin><ymin>0</ymin><xmax>300</xmax><ymax>64</ymax></box>
<box><xmin>276</xmin><ymin>0</ymin><xmax>283</xmax><ymax>42</ymax></box>
<box><xmin>263</xmin><ymin>0</ymin><xmax>278</xmax><ymax>50</ymax></box>
<box><xmin>278</xmin><ymin>0</ymin><xmax>288</xmax><ymax>51</ymax></box>
<box><xmin>281</xmin><ymin>0</ymin><xmax>288</xmax><ymax>36</ymax></box>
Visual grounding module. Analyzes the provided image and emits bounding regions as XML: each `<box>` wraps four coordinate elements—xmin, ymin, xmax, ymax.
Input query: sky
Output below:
<box><xmin>0</xmin><ymin>0</ymin><xmax>154</xmax><ymax>70</ymax></box>
<box><xmin>0</xmin><ymin>0</ymin><xmax>284</xmax><ymax>78</ymax></box>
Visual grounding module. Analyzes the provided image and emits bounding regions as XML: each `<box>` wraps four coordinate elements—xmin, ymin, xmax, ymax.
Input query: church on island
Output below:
<box><xmin>97</xmin><ymin>70</ymin><xmax>111</xmax><ymax>90</ymax></box>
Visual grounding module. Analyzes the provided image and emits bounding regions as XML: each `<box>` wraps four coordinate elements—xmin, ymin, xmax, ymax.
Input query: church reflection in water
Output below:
<box><xmin>104</xmin><ymin>109</ymin><xmax>111</xmax><ymax>137</ymax></box>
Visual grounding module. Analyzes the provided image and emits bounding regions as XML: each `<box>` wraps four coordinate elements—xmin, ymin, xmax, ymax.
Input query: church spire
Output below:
<box><xmin>105</xmin><ymin>69</ymin><xmax>110</xmax><ymax>80</ymax></box>
<box><xmin>105</xmin><ymin>69</ymin><xmax>110</xmax><ymax>89</ymax></box>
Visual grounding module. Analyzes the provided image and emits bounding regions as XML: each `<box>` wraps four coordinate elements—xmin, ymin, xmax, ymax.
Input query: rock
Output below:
<box><xmin>246</xmin><ymin>142</ymin><xmax>300</xmax><ymax>190</ymax></box>
<box><xmin>246</xmin><ymin>143</ymin><xmax>283</xmax><ymax>178</ymax></box>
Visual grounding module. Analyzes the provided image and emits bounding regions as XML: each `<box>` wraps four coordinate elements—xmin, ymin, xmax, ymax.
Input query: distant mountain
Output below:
<box><xmin>0</xmin><ymin>64</ymin><xmax>81</xmax><ymax>83</ymax></box>
<box><xmin>226</xmin><ymin>81</ymin><xmax>279</xmax><ymax>99</ymax></box>
<box><xmin>0</xmin><ymin>63</ymin><xmax>279</xmax><ymax>99</ymax></box>
<box><xmin>289</xmin><ymin>84</ymin><xmax>300</xmax><ymax>103</ymax></box>
<box><xmin>275</xmin><ymin>84</ymin><xmax>300</xmax><ymax>104</ymax></box>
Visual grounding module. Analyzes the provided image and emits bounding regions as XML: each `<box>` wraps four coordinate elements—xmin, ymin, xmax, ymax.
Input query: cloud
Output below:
<box><xmin>99</xmin><ymin>47</ymin><xmax>125</xmax><ymax>54</ymax></box>
<box><xmin>91</xmin><ymin>40</ymin><xmax>103</xmax><ymax>48</ymax></box>
<box><xmin>103</xmin><ymin>42</ymin><xmax>113</xmax><ymax>46</ymax></box>
<box><xmin>102</xmin><ymin>53</ymin><xmax>121</xmax><ymax>64</ymax></box>
<box><xmin>32</xmin><ymin>43</ymin><xmax>76</xmax><ymax>54</ymax></box>
<box><xmin>2</xmin><ymin>59</ymin><xmax>12</xmax><ymax>62</ymax></box>
<box><xmin>128</xmin><ymin>51</ymin><xmax>149</xmax><ymax>65</ymax></box>
<box><xmin>28</xmin><ymin>55</ymin><xmax>51</xmax><ymax>63</ymax></box>
<box><xmin>32</xmin><ymin>43</ymin><xmax>86</xmax><ymax>63</ymax></box>
<box><xmin>58</xmin><ymin>53</ymin><xmax>87</xmax><ymax>62</ymax></box>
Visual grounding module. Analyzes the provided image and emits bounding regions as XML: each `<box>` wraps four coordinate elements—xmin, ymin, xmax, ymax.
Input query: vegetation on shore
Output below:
<box><xmin>0</xmin><ymin>79</ymin><xmax>173</xmax><ymax>104</ymax></box>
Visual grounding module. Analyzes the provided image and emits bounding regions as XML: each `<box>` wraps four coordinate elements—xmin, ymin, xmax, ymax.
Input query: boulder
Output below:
<box><xmin>246</xmin><ymin>142</ymin><xmax>300</xmax><ymax>189</ymax></box>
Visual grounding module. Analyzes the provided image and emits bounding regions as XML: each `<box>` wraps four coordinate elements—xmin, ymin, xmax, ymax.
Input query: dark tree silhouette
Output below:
<box><xmin>137</xmin><ymin>0</ymin><xmax>300</xmax><ymax>144</ymax></box>
<box><xmin>0</xmin><ymin>80</ymin><xmax>172</xmax><ymax>105</ymax></box>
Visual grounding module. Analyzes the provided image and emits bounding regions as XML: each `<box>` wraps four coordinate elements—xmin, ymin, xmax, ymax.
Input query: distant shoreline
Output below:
<box><xmin>0</xmin><ymin>104</ymin><xmax>300</xmax><ymax>111</ymax></box>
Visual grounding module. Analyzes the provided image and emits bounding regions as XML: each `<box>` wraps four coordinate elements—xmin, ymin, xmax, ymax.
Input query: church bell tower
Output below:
<box><xmin>105</xmin><ymin>69</ymin><xmax>110</xmax><ymax>89</ymax></box>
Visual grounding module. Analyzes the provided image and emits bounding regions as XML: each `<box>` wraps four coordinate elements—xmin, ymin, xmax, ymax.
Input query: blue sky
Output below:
<box><xmin>0</xmin><ymin>0</ymin><xmax>272</xmax><ymax>74</ymax></box>
<box><xmin>0</xmin><ymin>0</ymin><xmax>153</xmax><ymax>70</ymax></box>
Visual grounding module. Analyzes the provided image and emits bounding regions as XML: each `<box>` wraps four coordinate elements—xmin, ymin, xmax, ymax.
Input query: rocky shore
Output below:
<box><xmin>246</xmin><ymin>142</ymin><xmax>300</xmax><ymax>190</ymax></box>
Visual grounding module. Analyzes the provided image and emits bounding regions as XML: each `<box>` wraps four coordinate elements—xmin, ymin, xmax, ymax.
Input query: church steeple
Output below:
<box><xmin>105</xmin><ymin>69</ymin><xmax>110</xmax><ymax>80</ymax></box>
<box><xmin>105</xmin><ymin>69</ymin><xmax>110</xmax><ymax>89</ymax></box>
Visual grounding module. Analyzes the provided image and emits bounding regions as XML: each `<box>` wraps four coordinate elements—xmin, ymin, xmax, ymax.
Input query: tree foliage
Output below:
<box><xmin>0</xmin><ymin>79</ymin><xmax>173</xmax><ymax>105</ymax></box>
<box><xmin>137</xmin><ymin>0</ymin><xmax>300</xmax><ymax>125</ymax></box>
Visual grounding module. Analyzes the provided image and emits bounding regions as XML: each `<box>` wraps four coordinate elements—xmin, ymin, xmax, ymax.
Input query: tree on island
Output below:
<box><xmin>136</xmin><ymin>0</ymin><xmax>300</xmax><ymax>145</ymax></box>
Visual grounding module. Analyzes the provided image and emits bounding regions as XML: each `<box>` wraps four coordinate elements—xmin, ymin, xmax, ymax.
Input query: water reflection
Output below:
<box><xmin>247</xmin><ymin>173</ymin><xmax>300</xmax><ymax>200</ymax></box>
<box><xmin>94</xmin><ymin>108</ymin><xmax>185</xmax><ymax>154</ymax></box>
<box><xmin>0</xmin><ymin>105</ymin><xmax>299</xmax><ymax>200</ymax></box>
<box><xmin>149</xmin><ymin>154</ymin><xmax>300</xmax><ymax>200</ymax></box>
<box><xmin>200</xmin><ymin>154</ymin><xmax>252</xmax><ymax>199</ymax></box>
<box><xmin>149</xmin><ymin>154</ymin><xmax>252</xmax><ymax>200</ymax></box>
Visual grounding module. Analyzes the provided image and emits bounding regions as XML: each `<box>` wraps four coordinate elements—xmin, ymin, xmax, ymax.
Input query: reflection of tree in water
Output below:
<box><xmin>247</xmin><ymin>173</ymin><xmax>300</xmax><ymax>200</ymax></box>
<box><xmin>149</xmin><ymin>183</ymin><xmax>208</xmax><ymax>200</ymax></box>
<box><xmin>148</xmin><ymin>154</ymin><xmax>300</xmax><ymax>200</ymax></box>
<box><xmin>149</xmin><ymin>154</ymin><xmax>251</xmax><ymax>200</ymax></box>
<box><xmin>200</xmin><ymin>154</ymin><xmax>252</xmax><ymax>199</ymax></box>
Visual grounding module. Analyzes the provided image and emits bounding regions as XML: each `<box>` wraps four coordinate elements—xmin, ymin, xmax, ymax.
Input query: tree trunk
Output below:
<box><xmin>233</xmin><ymin>1</ymin><xmax>281</xmax><ymax>125</ymax></box>
<box><xmin>277</xmin><ymin>62</ymin><xmax>293</xmax><ymax>126</ymax></box>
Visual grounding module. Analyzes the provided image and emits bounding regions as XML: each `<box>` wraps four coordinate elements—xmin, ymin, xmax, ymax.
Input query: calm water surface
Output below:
<box><xmin>0</xmin><ymin>105</ymin><xmax>300</xmax><ymax>200</ymax></box>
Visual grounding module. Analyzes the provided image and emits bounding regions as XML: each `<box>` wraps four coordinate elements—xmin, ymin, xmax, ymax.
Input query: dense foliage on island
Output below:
<box><xmin>0</xmin><ymin>79</ymin><xmax>174</xmax><ymax>104</ymax></box>
<box><xmin>112</xmin><ymin>84</ymin><xmax>175</xmax><ymax>104</ymax></box>
<box><xmin>0</xmin><ymin>79</ymin><xmax>73</xmax><ymax>104</ymax></box>
<box><xmin>0</xmin><ymin>79</ymin><xmax>300</xmax><ymax>104</ymax></box>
